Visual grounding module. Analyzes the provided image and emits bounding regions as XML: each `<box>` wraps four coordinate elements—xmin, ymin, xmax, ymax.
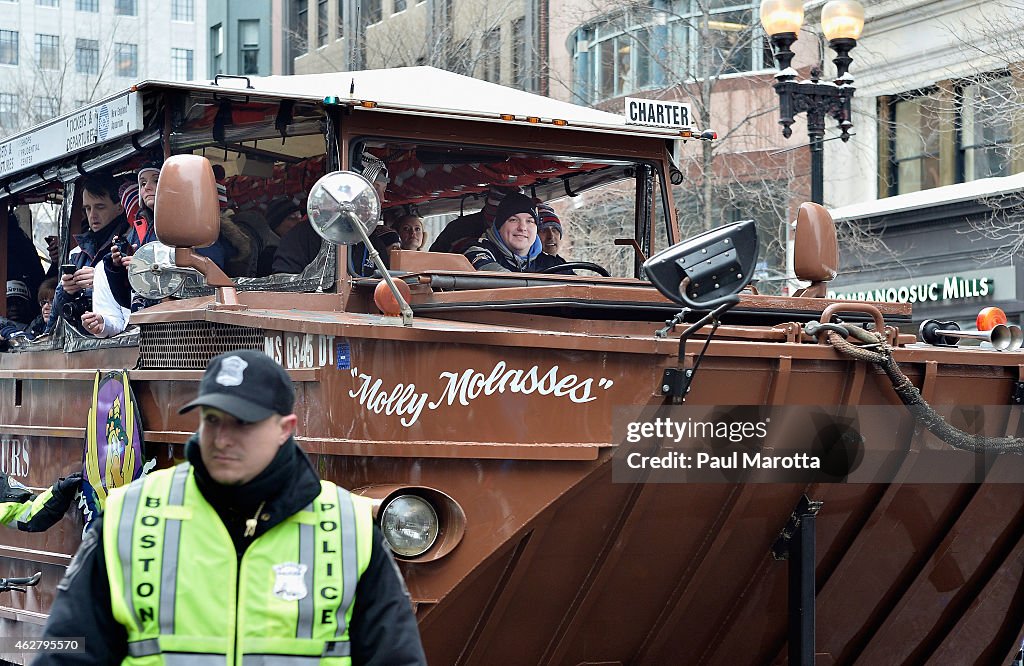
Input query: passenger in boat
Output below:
<box><xmin>537</xmin><ymin>203</ymin><xmax>564</xmax><ymax>257</ymax></box>
<box><xmin>44</xmin><ymin>173</ymin><xmax>130</xmax><ymax>334</ymax></box>
<box><xmin>5</xmin><ymin>209</ymin><xmax>45</xmax><ymax>309</ymax></box>
<box><xmin>270</xmin><ymin>199</ymin><xmax>324</xmax><ymax>274</ymax></box>
<box><xmin>0</xmin><ymin>280</ymin><xmax>36</xmax><ymax>342</ymax></box>
<box><xmin>23</xmin><ymin>277</ymin><xmax>57</xmax><ymax>338</ymax></box>
<box><xmin>430</xmin><ymin>184</ymin><xmax>518</xmax><ymax>254</ymax></box>
<box><xmin>267</xmin><ymin>197</ymin><xmax>305</xmax><ymax>238</ymax></box>
<box><xmin>258</xmin><ymin>197</ymin><xmax>302</xmax><ymax>274</ymax></box>
<box><xmin>536</xmin><ymin>203</ymin><xmax>575</xmax><ymax>275</ymax></box>
<box><xmin>463</xmin><ymin>192</ymin><xmax>567</xmax><ymax>273</ymax></box>
<box><xmin>395</xmin><ymin>214</ymin><xmax>427</xmax><ymax>251</ymax></box>
<box><xmin>105</xmin><ymin>163</ymin><xmax>162</xmax><ymax>311</ymax></box>
<box><xmin>1</xmin><ymin>278</ymin><xmax>55</xmax><ymax>343</ymax></box>
<box><xmin>38</xmin><ymin>349</ymin><xmax>427</xmax><ymax>664</ymax></box>
<box><xmin>0</xmin><ymin>469</ymin><xmax>81</xmax><ymax>532</ymax></box>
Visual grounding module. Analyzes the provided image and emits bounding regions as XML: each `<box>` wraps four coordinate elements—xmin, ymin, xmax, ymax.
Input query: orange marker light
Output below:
<box><xmin>500</xmin><ymin>114</ymin><xmax>515</xmax><ymax>121</ymax></box>
<box><xmin>552</xmin><ymin>119</ymin><xmax>568</xmax><ymax>126</ymax></box>
<box><xmin>360</xmin><ymin>101</ymin><xmax>378</xmax><ymax>108</ymax></box>
<box><xmin>526</xmin><ymin>116</ymin><xmax>541</xmax><ymax>123</ymax></box>
<box><xmin>977</xmin><ymin>306</ymin><xmax>1008</xmax><ymax>331</ymax></box>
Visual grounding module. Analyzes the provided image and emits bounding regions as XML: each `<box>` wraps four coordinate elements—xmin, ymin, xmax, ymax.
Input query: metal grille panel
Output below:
<box><xmin>139</xmin><ymin>321</ymin><xmax>263</xmax><ymax>369</ymax></box>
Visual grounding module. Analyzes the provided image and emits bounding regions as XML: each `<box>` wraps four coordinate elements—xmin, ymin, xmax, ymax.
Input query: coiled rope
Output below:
<box><xmin>819</xmin><ymin>322</ymin><xmax>1024</xmax><ymax>454</ymax></box>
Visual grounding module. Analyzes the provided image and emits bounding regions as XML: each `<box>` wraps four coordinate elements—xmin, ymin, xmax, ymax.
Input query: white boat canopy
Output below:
<box><xmin>140</xmin><ymin>66</ymin><xmax>683</xmax><ymax>139</ymax></box>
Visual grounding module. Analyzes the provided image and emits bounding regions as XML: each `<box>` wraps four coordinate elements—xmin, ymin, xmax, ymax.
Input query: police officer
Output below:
<box><xmin>37</xmin><ymin>349</ymin><xmax>426</xmax><ymax>665</ymax></box>
<box><xmin>0</xmin><ymin>470</ymin><xmax>80</xmax><ymax>532</ymax></box>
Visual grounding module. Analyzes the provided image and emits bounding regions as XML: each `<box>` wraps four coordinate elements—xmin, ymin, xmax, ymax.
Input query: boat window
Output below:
<box><xmin>354</xmin><ymin>138</ymin><xmax>669</xmax><ymax>279</ymax></box>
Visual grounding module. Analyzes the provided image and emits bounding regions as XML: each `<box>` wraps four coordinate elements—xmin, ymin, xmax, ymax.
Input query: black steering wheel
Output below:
<box><xmin>539</xmin><ymin>261</ymin><xmax>611</xmax><ymax>277</ymax></box>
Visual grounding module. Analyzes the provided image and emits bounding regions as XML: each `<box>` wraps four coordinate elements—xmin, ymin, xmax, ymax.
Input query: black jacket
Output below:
<box><xmin>272</xmin><ymin>221</ymin><xmax>323</xmax><ymax>274</ymax></box>
<box><xmin>6</xmin><ymin>212</ymin><xmax>45</xmax><ymax>316</ymax></box>
<box><xmin>34</xmin><ymin>437</ymin><xmax>426</xmax><ymax>665</ymax></box>
<box><xmin>464</xmin><ymin>235</ymin><xmax>567</xmax><ymax>273</ymax></box>
<box><xmin>428</xmin><ymin>210</ymin><xmax>487</xmax><ymax>254</ymax></box>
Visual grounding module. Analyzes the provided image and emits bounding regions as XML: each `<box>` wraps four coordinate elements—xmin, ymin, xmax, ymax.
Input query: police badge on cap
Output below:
<box><xmin>215</xmin><ymin>356</ymin><xmax>247</xmax><ymax>387</ymax></box>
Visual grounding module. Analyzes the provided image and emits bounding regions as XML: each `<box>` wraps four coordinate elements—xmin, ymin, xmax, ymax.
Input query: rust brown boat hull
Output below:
<box><xmin>2</xmin><ymin>318</ymin><xmax>1023</xmax><ymax>665</ymax></box>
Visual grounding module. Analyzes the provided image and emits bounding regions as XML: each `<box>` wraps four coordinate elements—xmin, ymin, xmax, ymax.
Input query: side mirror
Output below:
<box><xmin>154</xmin><ymin>154</ymin><xmax>220</xmax><ymax>248</ymax></box>
<box><xmin>150</xmin><ymin>154</ymin><xmax>236</xmax><ymax>302</ymax></box>
<box><xmin>306</xmin><ymin>170</ymin><xmax>413</xmax><ymax>326</ymax></box>
<box><xmin>306</xmin><ymin>171</ymin><xmax>381</xmax><ymax>245</ymax></box>
<box><xmin>643</xmin><ymin>219</ymin><xmax>759</xmax><ymax>309</ymax></box>
<box><xmin>127</xmin><ymin>241</ymin><xmax>198</xmax><ymax>300</ymax></box>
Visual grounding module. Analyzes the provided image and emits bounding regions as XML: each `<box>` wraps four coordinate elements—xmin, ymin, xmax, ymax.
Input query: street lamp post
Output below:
<box><xmin>761</xmin><ymin>0</ymin><xmax>866</xmax><ymax>205</ymax></box>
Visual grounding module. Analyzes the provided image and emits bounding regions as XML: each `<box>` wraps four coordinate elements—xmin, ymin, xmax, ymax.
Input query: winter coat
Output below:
<box><xmin>463</xmin><ymin>225</ymin><xmax>567</xmax><ymax>273</ymax></box>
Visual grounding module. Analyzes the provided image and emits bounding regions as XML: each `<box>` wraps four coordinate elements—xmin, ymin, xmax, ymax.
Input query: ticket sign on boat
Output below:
<box><xmin>0</xmin><ymin>91</ymin><xmax>142</xmax><ymax>179</ymax></box>
<box><xmin>624</xmin><ymin>97</ymin><xmax>692</xmax><ymax>130</ymax></box>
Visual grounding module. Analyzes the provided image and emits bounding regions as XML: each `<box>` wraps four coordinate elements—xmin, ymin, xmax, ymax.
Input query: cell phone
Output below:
<box><xmin>112</xmin><ymin>236</ymin><xmax>133</xmax><ymax>257</ymax></box>
<box><xmin>61</xmin><ymin>264</ymin><xmax>76</xmax><ymax>275</ymax></box>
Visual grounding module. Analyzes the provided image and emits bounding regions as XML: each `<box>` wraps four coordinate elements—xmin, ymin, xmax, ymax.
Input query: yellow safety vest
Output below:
<box><xmin>103</xmin><ymin>463</ymin><xmax>373</xmax><ymax>665</ymax></box>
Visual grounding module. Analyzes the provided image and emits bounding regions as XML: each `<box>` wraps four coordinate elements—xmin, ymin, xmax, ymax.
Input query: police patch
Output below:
<box><xmin>216</xmin><ymin>356</ymin><xmax>248</xmax><ymax>387</ymax></box>
<box><xmin>272</xmin><ymin>562</ymin><xmax>308</xmax><ymax>601</ymax></box>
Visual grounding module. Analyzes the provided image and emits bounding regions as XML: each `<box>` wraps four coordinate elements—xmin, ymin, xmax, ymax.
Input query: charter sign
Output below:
<box><xmin>624</xmin><ymin>97</ymin><xmax>692</xmax><ymax>130</ymax></box>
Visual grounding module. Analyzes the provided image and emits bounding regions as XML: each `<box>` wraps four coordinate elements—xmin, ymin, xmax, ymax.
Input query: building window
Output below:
<box><xmin>961</xmin><ymin>76</ymin><xmax>1013</xmax><ymax>182</ymax></box>
<box><xmin>482</xmin><ymin>27</ymin><xmax>500</xmax><ymax>83</ymax></box>
<box><xmin>37</xmin><ymin>0</ymin><xmax>59</xmax><ymax>6</ymax></box>
<box><xmin>512</xmin><ymin>18</ymin><xmax>526</xmax><ymax>89</ymax></box>
<box><xmin>890</xmin><ymin>90</ymin><xmax>943</xmax><ymax>195</ymax></box>
<box><xmin>76</xmin><ymin>0</ymin><xmax>98</xmax><ymax>10</ymax></box>
<box><xmin>35</xmin><ymin>34</ymin><xmax>60</xmax><ymax>71</ymax></box>
<box><xmin>171</xmin><ymin>48</ymin><xmax>194</xmax><ymax>81</ymax></box>
<box><xmin>569</xmin><ymin>1</ymin><xmax>766</xmax><ymax>105</ymax></box>
<box><xmin>76</xmin><ymin>38</ymin><xmax>99</xmax><ymax>75</ymax></box>
<box><xmin>394</xmin><ymin>0</ymin><xmax>407</xmax><ymax>13</ymax></box>
<box><xmin>0</xmin><ymin>30</ymin><xmax>17</xmax><ymax>66</ymax></box>
<box><xmin>172</xmin><ymin>0</ymin><xmax>194</xmax><ymax>22</ymax></box>
<box><xmin>317</xmin><ymin>0</ymin><xmax>328</xmax><ymax>47</ymax></box>
<box><xmin>293</xmin><ymin>0</ymin><xmax>308</xmax><ymax>57</ymax></box>
<box><xmin>337</xmin><ymin>0</ymin><xmax>343</xmax><ymax>39</ymax></box>
<box><xmin>211</xmin><ymin>24</ymin><xmax>224</xmax><ymax>75</ymax></box>
<box><xmin>32</xmin><ymin>96</ymin><xmax>58</xmax><ymax>121</ymax></box>
<box><xmin>240</xmin><ymin>20</ymin><xmax>260</xmax><ymax>75</ymax></box>
<box><xmin>0</xmin><ymin>93</ymin><xmax>18</xmax><ymax>129</ymax></box>
<box><xmin>883</xmin><ymin>75</ymin><xmax>1020</xmax><ymax>196</ymax></box>
<box><xmin>363</xmin><ymin>0</ymin><xmax>382</xmax><ymax>26</ymax></box>
<box><xmin>115</xmin><ymin>0</ymin><xmax>136</xmax><ymax>16</ymax></box>
<box><xmin>115</xmin><ymin>42</ymin><xmax>138</xmax><ymax>77</ymax></box>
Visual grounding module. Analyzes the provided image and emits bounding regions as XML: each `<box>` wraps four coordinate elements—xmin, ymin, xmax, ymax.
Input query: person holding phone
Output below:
<box><xmin>44</xmin><ymin>173</ymin><xmax>129</xmax><ymax>336</ymax></box>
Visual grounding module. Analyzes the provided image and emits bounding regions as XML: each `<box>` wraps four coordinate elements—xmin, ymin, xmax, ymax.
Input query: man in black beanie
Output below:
<box><xmin>463</xmin><ymin>192</ymin><xmax>565</xmax><ymax>272</ymax></box>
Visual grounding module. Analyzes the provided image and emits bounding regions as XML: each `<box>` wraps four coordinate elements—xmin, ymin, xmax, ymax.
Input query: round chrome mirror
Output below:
<box><xmin>306</xmin><ymin>171</ymin><xmax>381</xmax><ymax>245</ymax></box>
<box><xmin>127</xmin><ymin>241</ymin><xmax>188</xmax><ymax>300</ymax></box>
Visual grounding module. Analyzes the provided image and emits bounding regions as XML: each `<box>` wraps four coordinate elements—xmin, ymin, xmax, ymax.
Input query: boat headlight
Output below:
<box><xmin>380</xmin><ymin>495</ymin><xmax>439</xmax><ymax>557</ymax></box>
